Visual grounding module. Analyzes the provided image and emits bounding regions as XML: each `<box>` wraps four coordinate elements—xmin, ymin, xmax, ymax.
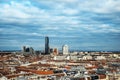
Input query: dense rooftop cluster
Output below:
<box><xmin>0</xmin><ymin>51</ymin><xmax>120</xmax><ymax>80</ymax></box>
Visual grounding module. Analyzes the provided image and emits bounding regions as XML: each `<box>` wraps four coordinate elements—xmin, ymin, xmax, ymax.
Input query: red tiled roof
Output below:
<box><xmin>99</xmin><ymin>74</ymin><xmax>106</xmax><ymax>79</ymax></box>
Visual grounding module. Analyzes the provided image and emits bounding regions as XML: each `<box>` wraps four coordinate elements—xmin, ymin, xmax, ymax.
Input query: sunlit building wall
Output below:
<box><xmin>62</xmin><ymin>45</ymin><xmax>69</xmax><ymax>55</ymax></box>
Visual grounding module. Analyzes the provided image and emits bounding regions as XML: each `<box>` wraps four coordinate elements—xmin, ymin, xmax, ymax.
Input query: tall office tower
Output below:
<box><xmin>45</xmin><ymin>36</ymin><xmax>50</xmax><ymax>54</ymax></box>
<box><xmin>62</xmin><ymin>45</ymin><xmax>69</xmax><ymax>55</ymax></box>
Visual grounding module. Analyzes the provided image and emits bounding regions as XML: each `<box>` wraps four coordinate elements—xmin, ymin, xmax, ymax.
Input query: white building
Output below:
<box><xmin>53</xmin><ymin>56</ymin><xmax>66</xmax><ymax>60</ymax></box>
<box><xmin>0</xmin><ymin>73</ymin><xmax>7</xmax><ymax>80</ymax></box>
<box><xmin>62</xmin><ymin>45</ymin><xmax>69</xmax><ymax>55</ymax></box>
<box><xmin>82</xmin><ymin>55</ymin><xmax>93</xmax><ymax>60</ymax></box>
<box><xmin>95</xmin><ymin>56</ymin><xmax>106</xmax><ymax>60</ymax></box>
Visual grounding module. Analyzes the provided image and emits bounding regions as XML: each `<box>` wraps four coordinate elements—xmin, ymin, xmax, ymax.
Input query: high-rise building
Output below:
<box><xmin>62</xmin><ymin>45</ymin><xmax>69</xmax><ymax>55</ymax></box>
<box><xmin>50</xmin><ymin>48</ymin><xmax>53</xmax><ymax>53</ymax></box>
<box><xmin>22</xmin><ymin>46</ymin><xmax>35</xmax><ymax>55</ymax></box>
<box><xmin>45</xmin><ymin>36</ymin><xmax>50</xmax><ymax>54</ymax></box>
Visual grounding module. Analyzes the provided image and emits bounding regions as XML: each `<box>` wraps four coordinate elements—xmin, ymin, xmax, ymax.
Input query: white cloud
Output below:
<box><xmin>0</xmin><ymin>3</ymin><xmax>30</xmax><ymax>19</ymax></box>
<box><xmin>77</xmin><ymin>0</ymin><xmax>120</xmax><ymax>13</ymax></box>
<box><xmin>0</xmin><ymin>0</ymin><xmax>120</xmax><ymax>35</ymax></box>
<box><xmin>62</xmin><ymin>8</ymin><xmax>79</xmax><ymax>15</ymax></box>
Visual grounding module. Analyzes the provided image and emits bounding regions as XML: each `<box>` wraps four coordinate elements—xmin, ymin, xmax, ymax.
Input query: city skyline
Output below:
<box><xmin>0</xmin><ymin>0</ymin><xmax>120</xmax><ymax>51</ymax></box>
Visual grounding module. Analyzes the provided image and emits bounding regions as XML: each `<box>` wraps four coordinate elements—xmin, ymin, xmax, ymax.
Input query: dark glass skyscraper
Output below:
<box><xmin>45</xmin><ymin>36</ymin><xmax>50</xmax><ymax>54</ymax></box>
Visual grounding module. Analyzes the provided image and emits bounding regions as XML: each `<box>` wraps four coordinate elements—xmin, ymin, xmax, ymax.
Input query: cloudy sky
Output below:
<box><xmin>0</xmin><ymin>0</ymin><xmax>120</xmax><ymax>51</ymax></box>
